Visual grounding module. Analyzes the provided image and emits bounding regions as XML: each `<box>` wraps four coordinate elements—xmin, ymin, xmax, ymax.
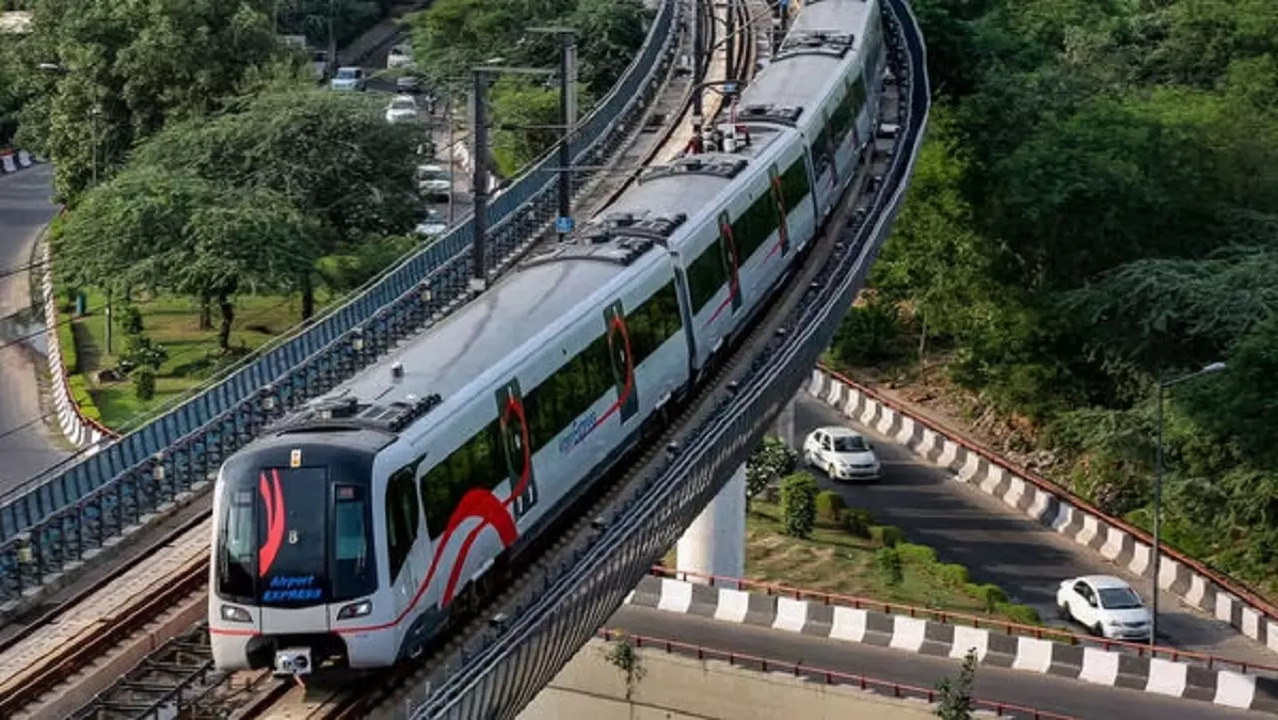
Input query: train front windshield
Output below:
<box><xmin>217</xmin><ymin>466</ymin><xmax>377</xmax><ymax>606</ymax></box>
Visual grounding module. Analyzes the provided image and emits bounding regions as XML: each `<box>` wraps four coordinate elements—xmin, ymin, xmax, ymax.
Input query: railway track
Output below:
<box><xmin>243</xmin><ymin>0</ymin><xmax>765</xmax><ymax>716</ymax></box>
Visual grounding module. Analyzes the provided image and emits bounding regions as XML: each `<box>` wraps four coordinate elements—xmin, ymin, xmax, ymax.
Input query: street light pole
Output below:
<box><xmin>1149</xmin><ymin>360</ymin><xmax>1226</xmax><ymax>647</ymax></box>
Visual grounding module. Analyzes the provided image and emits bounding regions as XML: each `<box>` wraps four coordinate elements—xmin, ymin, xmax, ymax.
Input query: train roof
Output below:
<box><xmin>281</xmin><ymin>237</ymin><xmax>661</xmax><ymax>436</ymax></box>
<box><xmin>735</xmin><ymin>0</ymin><xmax>876</xmax><ymax>129</ymax></box>
<box><xmin>585</xmin><ymin>125</ymin><xmax>792</xmax><ymax>247</ymax></box>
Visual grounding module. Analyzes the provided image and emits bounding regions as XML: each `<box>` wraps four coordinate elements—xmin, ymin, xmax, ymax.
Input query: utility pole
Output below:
<box><xmin>691</xmin><ymin>0</ymin><xmax>703</xmax><ymax>135</ymax></box>
<box><xmin>446</xmin><ymin>93</ymin><xmax>455</xmax><ymax>225</ymax></box>
<box><xmin>470</xmin><ymin>70</ymin><xmax>490</xmax><ymax>291</ymax></box>
<box><xmin>557</xmin><ymin>33</ymin><xmax>578</xmax><ymax>242</ymax></box>
<box><xmin>468</xmin><ymin>61</ymin><xmax>556</xmax><ymax>290</ymax></box>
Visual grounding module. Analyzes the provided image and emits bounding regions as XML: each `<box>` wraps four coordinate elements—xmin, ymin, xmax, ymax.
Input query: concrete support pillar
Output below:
<box><xmin>676</xmin><ymin>463</ymin><xmax>746</xmax><ymax>583</ymax></box>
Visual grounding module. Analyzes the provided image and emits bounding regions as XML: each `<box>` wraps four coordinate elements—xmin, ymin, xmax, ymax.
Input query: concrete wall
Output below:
<box><xmin>518</xmin><ymin>639</ymin><xmax>939</xmax><ymax>720</ymax></box>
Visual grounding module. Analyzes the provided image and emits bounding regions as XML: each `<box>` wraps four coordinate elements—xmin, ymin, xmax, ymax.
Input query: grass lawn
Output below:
<box><xmin>59</xmin><ymin>284</ymin><xmax>336</xmax><ymax>430</ymax></box>
<box><xmin>664</xmin><ymin>500</ymin><xmax>1039</xmax><ymax>626</ymax></box>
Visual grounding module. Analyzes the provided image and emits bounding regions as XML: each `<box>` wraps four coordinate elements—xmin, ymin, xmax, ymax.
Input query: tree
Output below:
<box><xmin>935</xmin><ymin>648</ymin><xmax>978</xmax><ymax>719</ymax></box>
<box><xmin>778</xmin><ymin>472</ymin><xmax>818</xmax><ymax>539</ymax></box>
<box><xmin>54</xmin><ymin>165</ymin><xmax>318</xmax><ymax>352</ymax></box>
<box><xmin>130</xmin><ymin>87</ymin><xmax>423</xmax><ymax>318</ymax></box>
<box><xmin>567</xmin><ymin>0</ymin><xmax>650</xmax><ymax>90</ymax></box>
<box><xmin>14</xmin><ymin>0</ymin><xmax>283</xmax><ymax>201</ymax></box>
<box><xmin>745</xmin><ymin>436</ymin><xmax>796</xmax><ymax>510</ymax></box>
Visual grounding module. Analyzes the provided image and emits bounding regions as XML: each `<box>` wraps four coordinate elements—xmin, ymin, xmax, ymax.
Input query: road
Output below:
<box><xmin>0</xmin><ymin>166</ymin><xmax>67</xmax><ymax>493</ymax></box>
<box><xmin>610</xmin><ymin>605</ymin><xmax>1267</xmax><ymax>720</ymax></box>
<box><xmin>786</xmin><ymin>392</ymin><xmax>1276</xmax><ymax>667</ymax></box>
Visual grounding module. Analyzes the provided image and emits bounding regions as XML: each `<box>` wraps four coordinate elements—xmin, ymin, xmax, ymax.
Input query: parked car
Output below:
<box><xmin>416</xmin><ymin>164</ymin><xmax>452</xmax><ymax>202</ymax></box>
<box><xmin>387</xmin><ymin>44</ymin><xmax>415</xmax><ymax>70</ymax></box>
<box><xmin>1056</xmin><ymin>575</ymin><xmax>1152</xmax><ymax>640</ymax></box>
<box><xmin>385</xmin><ymin>94</ymin><xmax>419</xmax><ymax>124</ymax></box>
<box><xmin>330</xmin><ymin>66</ymin><xmax>366</xmax><ymax>91</ymax></box>
<box><xmin>802</xmin><ymin>426</ymin><xmax>881</xmax><ymax>481</ymax></box>
<box><xmin>396</xmin><ymin>75</ymin><xmax>421</xmax><ymax>94</ymax></box>
<box><xmin>415</xmin><ymin>208</ymin><xmax>448</xmax><ymax>236</ymax></box>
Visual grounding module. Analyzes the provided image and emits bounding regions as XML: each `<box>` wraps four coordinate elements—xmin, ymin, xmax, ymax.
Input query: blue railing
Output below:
<box><xmin>0</xmin><ymin>0</ymin><xmax>681</xmax><ymax>603</ymax></box>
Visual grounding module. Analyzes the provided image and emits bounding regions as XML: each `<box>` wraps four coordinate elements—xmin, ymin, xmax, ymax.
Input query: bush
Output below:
<box><xmin>120</xmin><ymin>304</ymin><xmax>144</xmax><ymax>335</ymax></box>
<box><xmin>997</xmin><ymin>602</ymin><xmax>1040</xmax><ymax>626</ymax></box>
<box><xmin>815</xmin><ymin>490</ymin><xmax>846</xmax><ymax>522</ymax></box>
<box><xmin>120</xmin><ymin>334</ymin><xmax>169</xmax><ymax>373</ymax></box>
<box><xmin>66</xmin><ymin>373</ymin><xmax>102</xmax><ymax>422</ymax></box>
<box><xmin>58</xmin><ymin>321</ymin><xmax>79</xmax><ymax>375</ymax></box>
<box><xmin>779</xmin><ymin>472</ymin><xmax>819</xmax><ymax>539</ymax></box>
<box><xmin>896</xmin><ymin>542</ymin><xmax>938</xmax><ymax>566</ymax></box>
<box><xmin>747</xmin><ymin>436</ymin><xmax>799</xmax><ymax>508</ymax></box>
<box><xmin>869</xmin><ymin>524</ymin><xmax>904</xmax><ymax>548</ymax></box>
<box><xmin>831</xmin><ymin>296</ymin><xmax>903</xmax><ymax>366</ymax></box>
<box><xmin>839</xmin><ymin>507</ymin><xmax>875</xmax><ymax>537</ymax></box>
<box><xmin>132</xmin><ymin>367</ymin><xmax>157</xmax><ymax>401</ymax></box>
<box><xmin>969</xmin><ymin>583</ymin><xmax>1007</xmax><ymax>613</ymax></box>
<box><xmin>874</xmin><ymin>546</ymin><xmax>904</xmax><ymax>587</ymax></box>
<box><xmin>938</xmin><ymin>563</ymin><xmax>969</xmax><ymax>587</ymax></box>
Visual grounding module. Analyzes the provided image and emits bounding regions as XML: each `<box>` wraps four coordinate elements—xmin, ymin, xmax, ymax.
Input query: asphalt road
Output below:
<box><xmin>785</xmin><ymin>392</ymin><xmax>1276</xmax><ymax>668</ymax></box>
<box><xmin>0</xmin><ymin>165</ymin><xmax>67</xmax><ymax>492</ymax></box>
<box><xmin>610</xmin><ymin>605</ymin><xmax>1267</xmax><ymax>720</ymax></box>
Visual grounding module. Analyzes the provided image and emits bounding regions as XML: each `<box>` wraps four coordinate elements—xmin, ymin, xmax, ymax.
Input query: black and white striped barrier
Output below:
<box><xmin>0</xmin><ymin>150</ymin><xmax>39</xmax><ymax>174</ymax></box>
<box><xmin>805</xmin><ymin>367</ymin><xmax>1278</xmax><ymax>658</ymax></box>
<box><xmin>625</xmin><ymin>575</ymin><xmax>1278</xmax><ymax>714</ymax></box>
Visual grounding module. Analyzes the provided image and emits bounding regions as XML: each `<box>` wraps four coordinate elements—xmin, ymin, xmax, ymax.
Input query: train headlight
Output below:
<box><xmin>337</xmin><ymin>599</ymin><xmax>373</xmax><ymax>620</ymax></box>
<box><xmin>220</xmin><ymin>604</ymin><xmax>252</xmax><ymax>623</ymax></box>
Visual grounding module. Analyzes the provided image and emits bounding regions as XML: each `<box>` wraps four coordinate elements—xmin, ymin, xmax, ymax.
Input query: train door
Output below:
<box><xmin>603</xmin><ymin>300</ymin><xmax>641</xmax><ymax>423</ymax></box>
<box><xmin>716</xmin><ymin>211</ymin><xmax>742</xmax><ymax>318</ymax></box>
<box><xmin>496</xmin><ymin>378</ymin><xmax>537</xmax><ymax>520</ymax></box>
<box><xmin>768</xmin><ymin>163</ymin><xmax>791</xmax><ymax>258</ymax></box>
<box><xmin>382</xmin><ymin>466</ymin><xmax>419</xmax><ymax>632</ymax></box>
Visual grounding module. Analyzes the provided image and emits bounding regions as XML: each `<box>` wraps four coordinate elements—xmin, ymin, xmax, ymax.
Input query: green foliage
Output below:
<box><xmin>839</xmin><ymin>507</ymin><xmax>874</xmax><ymax>538</ymax></box>
<box><xmin>869</xmin><ymin>524</ymin><xmax>903</xmax><ymax>548</ymax></box>
<box><xmin>874</xmin><ymin>546</ymin><xmax>904</xmax><ymax>587</ymax></box>
<box><xmin>489</xmin><ymin>78</ymin><xmax>566</xmax><ymax>177</ymax></box>
<box><xmin>603</xmin><ymin>631</ymin><xmax>645</xmax><ymax>700</ymax></box>
<box><xmin>843</xmin><ymin>0</ymin><xmax>1278</xmax><ymax>593</ymax></box>
<box><xmin>132</xmin><ymin>367</ymin><xmax>157</xmax><ymax>401</ymax></box>
<box><xmin>746</xmin><ymin>436</ymin><xmax>798</xmax><ymax>509</ymax></box>
<box><xmin>120</xmin><ymin>334</ymin><xmax>169</xmax><ymax>373</ymax></box>
<box><xmin>13</xmin><ymin>0</ymin><xmax>285</xmax><ymax>201</ymax></box>
<box><xmin>937</xmin><ymin>563</ymin><xmax>969</xmax><ymax>587</ymax></box>
<box><xmin>830</xmin><ymin>297</ymin><xmax>903</xmax><ymax>366</ymax></box>
<box><xmin>896</xmin><ymin>543</ymin><xmax>938</xmax><ymax>566</ymax></box>
<box><xmin>969</xmin><ymin>584</ymin><xmax>1007</xmax><ymax>613</ymax></box>
<box><xmin>935</xmin><ymin>648</ymin><xmax>978</xmax><ymax>720</ymax></box>
<box><xmin>778</xmin><ymin>472</ymin><xmax>818</xmax><ymax>539</ymax></box>
<box><xmin>814</xmin><ymin>490</ymin><xmax>846</xmax><ymax>523</ymax></box>
<box><xmin>997</xmin><ymin>603</ymin><xmax>1040</xmax><ymax>626</ymax></box>
<box><xmin>119</xmin><ymin>304</ymin><xmax>144</xmax><ymax>336</ymax></box>
<box><xmin>66</xmin><ymin>373</ymin><xmax>102</xmax><ymax>422</ymax></box>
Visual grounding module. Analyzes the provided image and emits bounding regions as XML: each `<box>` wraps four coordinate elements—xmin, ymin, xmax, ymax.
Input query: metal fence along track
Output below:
<box><xmin>382</xmin><ymin>0</ymin><xmax>931</xmax><ymax>716</ymax></box>
<box><xmin>0</xmin><ymin>0</ymin><xmax>681</xmax><ymax>604</ymax></box>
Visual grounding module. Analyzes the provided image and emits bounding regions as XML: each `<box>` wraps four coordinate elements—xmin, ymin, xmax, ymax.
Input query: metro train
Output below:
<box><xmin>209</xmin><ymin>0</ymin><xmax>890</xmax><ymax>675</ymax></box>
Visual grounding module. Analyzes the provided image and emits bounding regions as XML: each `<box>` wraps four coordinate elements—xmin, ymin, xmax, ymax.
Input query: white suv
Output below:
<box><xmin>802</xmin><ymin>426</ymin><xmax>881</xmax><ymax>481</ymax></box>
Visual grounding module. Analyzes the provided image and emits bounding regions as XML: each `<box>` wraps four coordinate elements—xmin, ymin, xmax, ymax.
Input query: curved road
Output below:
<box><xmin>0</xmin><ymin>166</ymin><xmax>67</xmax><ymax>492</ymax></box>
<box><xmin>785</xmin><ymin>392</ymin><xmax>1276</xmax><ymax>668</ymax></box>
<box><xmin>611</xmin><ymin>605</ymin><xmax>1267</xmax><ymax>719</ymax></box>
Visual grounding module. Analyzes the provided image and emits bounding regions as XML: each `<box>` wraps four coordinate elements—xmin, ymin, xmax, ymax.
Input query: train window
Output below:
<box><xmin>829</xmin><ymin>82</ymin><xmax>857</xmax><ymax>147</ymax></box>
<box><xmin>849</xmin><ymin>75</ymin><xmax>868</xmax><ymax>118</ymax></box>
<box><xmin>625</xmin><ymin>281</ymin><xmax>682</xmax><ymax>366</ymax></box>
<box><xmin>419</xmin><ymin>421</ymin><xmax>506</xmax><ymax>539</ymax></box>
<box><xmin>686</xmin><ymin>239</ymin><xmax>728</xmax><ymax>313</ymax></box>
<box><xmin>384</xmin><ymin>468</ymin><xmax>419</xmax><ymax>583</ymax></box>
<box><xmin>332</xmin><ymin>484</ymin><xmax>376</xmax><ymax>600</ymax></box>
<box><xmin>779</xmin><ymin>157</ymin><xmax>810</xmax><ymax>211</ymax></box>
<box><xmin>731</xmin><ymin>191</ymin><xmax>779</xmax><ymax>263</ymax></box>
<box><xmin>217</xmin><ymin>486</ymin><xmax>257</xmax><ymax>602</ymax></box>
<box><xmin>523</xmin><ymin>332</ymin><xmax>613</xmax><ymax>453</ymax></box>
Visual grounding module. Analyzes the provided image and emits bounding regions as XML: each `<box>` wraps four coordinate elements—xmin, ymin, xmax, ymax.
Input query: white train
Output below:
<box><xmin>209</xmin><ymin>0</ymin><xmax>889</xmax><ymax>675</ymax></box>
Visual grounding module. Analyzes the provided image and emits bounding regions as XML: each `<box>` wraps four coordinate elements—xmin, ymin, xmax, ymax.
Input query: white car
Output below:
<box><xmin>387</xmin><ymin>44</ymin><xmax>415</xmax><ymax>70</ymax></box>
<box><xmin>385</xmin><ymin>94</ymin><xmax>419</xmax><ymax>124</ymax></box>
<box><xmin>416</xmin><ymin>164</ymin><xmax>452</xmax><ymax>201</ymax></box>
<box><xmin>415</xmin><ymin>209</ymin><xmax>447</xmax><ymax>236</ymax></box>
<box><xmin>1056</xmin><ymin>575</ymin><xmax>1152</xmax><ymax>640</ymax></box>
<box><xmin>330</xmin><ymin>66</ymin><xmax>366</xmax><ymax>91</ymax></box>
<box><xmin>802</xmin><ymin>426</ymin><xmax>881</xmax><ymax>481</ymax></box>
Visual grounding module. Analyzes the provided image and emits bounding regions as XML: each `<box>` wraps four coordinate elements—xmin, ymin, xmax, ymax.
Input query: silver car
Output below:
<box><xmin>330</xmin><ymin>66</ymin><xmax>366</xmax><ymax>91</ymax></box>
